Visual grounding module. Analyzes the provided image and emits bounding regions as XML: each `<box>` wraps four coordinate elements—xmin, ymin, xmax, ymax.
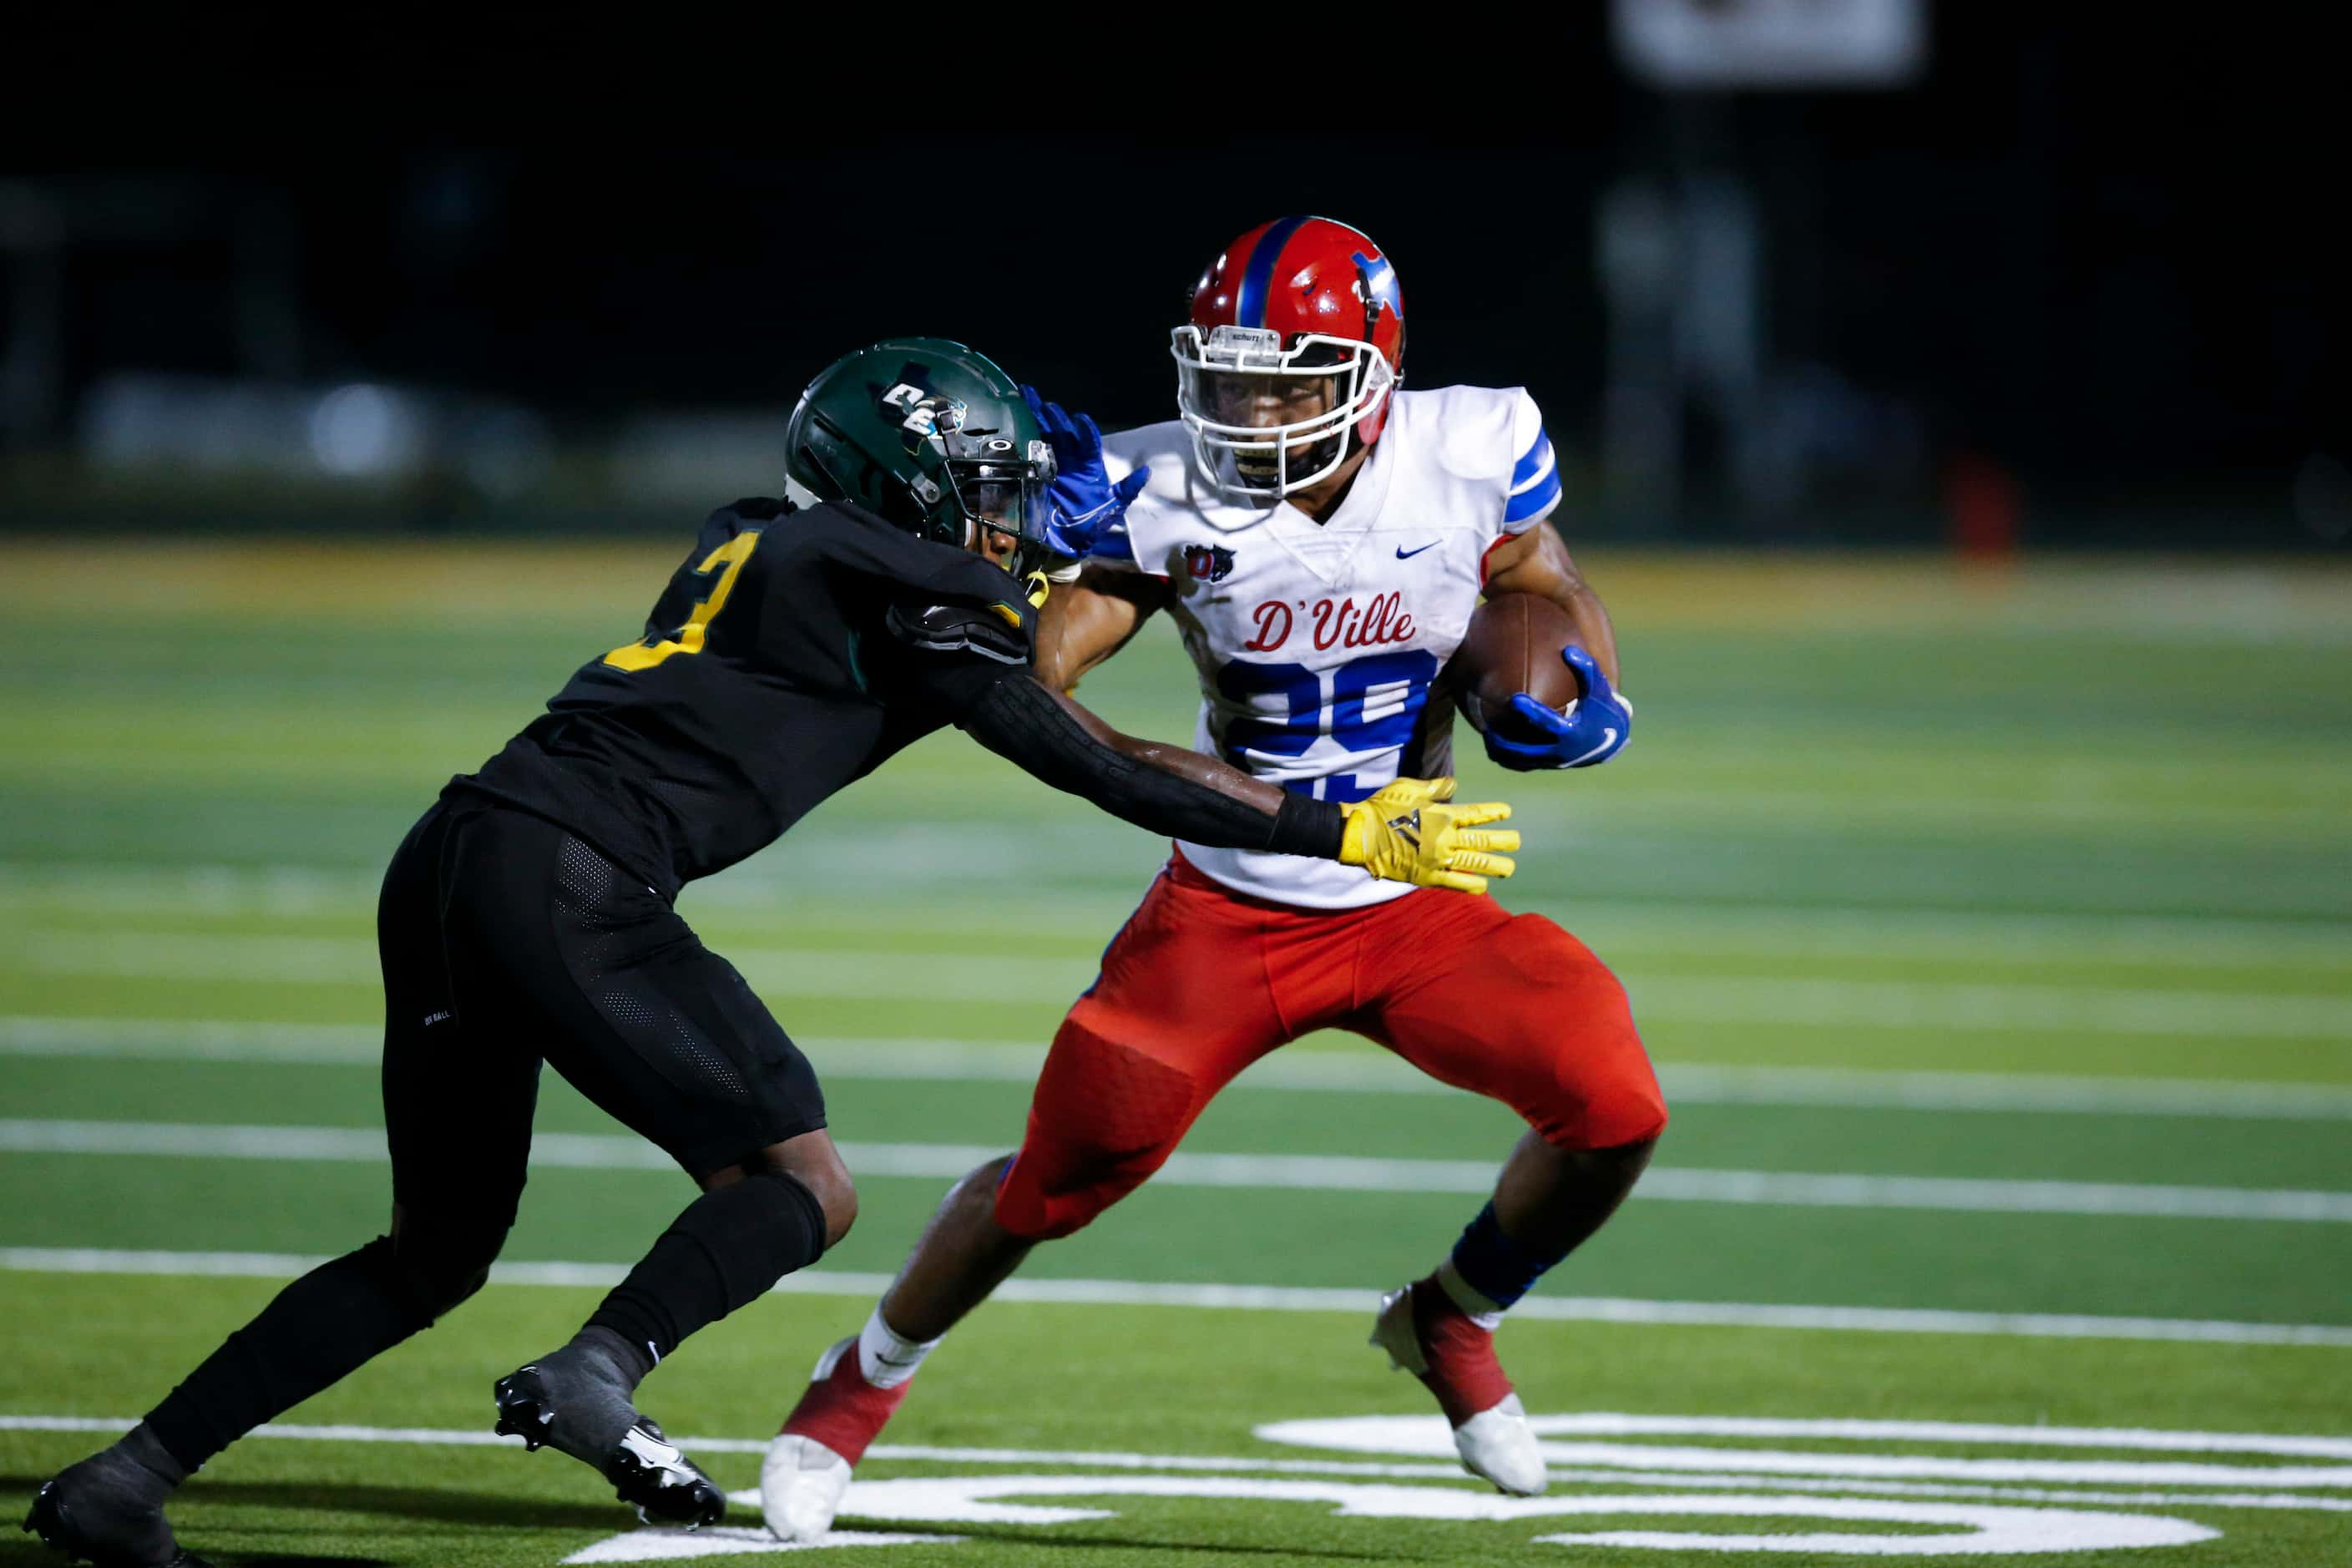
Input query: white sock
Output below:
<box><xmin>855</xmin><ymin>1305</ymin><xmax>942</xmax><ymax>1389</ymax></box>
<box><xmin>1434</xmin><ymin>1258</ymin><xmax>1507</xmax><ymax>1333</ymax></box>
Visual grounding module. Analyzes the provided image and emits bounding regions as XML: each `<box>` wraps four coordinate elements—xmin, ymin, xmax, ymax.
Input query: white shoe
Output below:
<box><xmin>1452</xmin><ymin>1392</ymin><xmax>1546</xmax><ymax>1497</ymax></box>
<box><xmin>761</xmin><ymin>1432</ymin><xmax>852</xmax><ymax>1543</ymax></box>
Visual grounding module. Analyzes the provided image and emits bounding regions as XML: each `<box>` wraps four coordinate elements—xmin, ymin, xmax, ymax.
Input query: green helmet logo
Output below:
<box><xmin>881</xmin><ymin>383</ymin><xmax>969</xmax><ymax>449</ymax></box>
<box><xmin>786</xmin><ymin>338</ymin><xmax>1059</xmax><ymax>579</ymax></box>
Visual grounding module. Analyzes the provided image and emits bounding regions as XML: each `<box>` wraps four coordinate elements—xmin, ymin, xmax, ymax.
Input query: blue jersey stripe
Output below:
<box><xmin>1511</xmin><ymin>443</ymin><xmax>1556</xmax><ymax>498</ymax></box>
<box><xmin>1505</xmin><ymin>467</ymin><xmax>1562</xmax><ymax>524</ymax></box>
<box><xmin>1235</xmin><ymin>215</ymin><xmax>1312</xmax><ymax>331</ymax></box>
<box><xmin>1512</xmin><ymin>428</ymin><xmax>1554</xmax><ymax>487</ymax></box>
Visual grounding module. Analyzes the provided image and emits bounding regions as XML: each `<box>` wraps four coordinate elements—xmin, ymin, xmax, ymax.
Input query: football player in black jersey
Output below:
<box><xmin>24</xmin><ymin>339</ymin><xmax>1519</xmax><ymax>1565</ymax></box>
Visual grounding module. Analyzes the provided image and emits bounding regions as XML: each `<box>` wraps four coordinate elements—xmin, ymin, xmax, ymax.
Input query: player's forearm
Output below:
<box><xmin>1034</xmin><ymin>568</ymin><xmax>1162</xmax><ymax>692</ymax></box>
<box><xmin>1551</xmin><ymin>581</ymin><xmax>1621</xmax><ymax>688</ymax></box>
<box><xmin>1035</xmin><ymin>635</ymin><xmax>1120</xmax><ymax>694</ymax></box>
<box><xmin>1486</xmin><ymin>525</ymin><xmax>1623</xmax><ymax>687</ymax></box>
<box><xmin>959</xmin><ymin>675</ymin><xmax>1343</xmax><ymax>857</ymax></box>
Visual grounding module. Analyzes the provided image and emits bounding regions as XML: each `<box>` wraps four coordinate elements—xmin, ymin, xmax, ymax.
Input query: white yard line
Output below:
<box><xmin>4</xmin><ymin>1247</ymin><xmax>2351</xmax><ymax>1349</ymax></box>
<box><xmin>1645</xmin><ymin>975</ymin><xmax>2352</xmax><ymax>1040</ymax></box>
<box><xmin>0</xmin><ymin>1016</ymin><xmax>384</xmax><ymax>1060</ymax></box>
<box><xmin>8</xmin><ymin>1015</ymin><xmax>2352</xmax><ymax>1120</ymax></box>
<box><xmin>8</xmin><ymin>862</ymin><xmax>2351</xmax><ymax>969</ymax></box>
<box><xmin>3</xmin><ymin>1118</ymin><xmax>2348</xmax><ymax>1223</ymax></box>
<box><xmin>3</xmin><ymin>1414</ymin><xmax>2347</xmax><ymax>1515</ymax></box>
<box><xmin>16</xmin><ymin>932</ymin><xmax>2352</xmax><ymax>1039</ymax></box>
<box><xmin>1645</xmin><ymin>1065</ymin><xmax>2352</xmax><ymax>1120</ymax></box>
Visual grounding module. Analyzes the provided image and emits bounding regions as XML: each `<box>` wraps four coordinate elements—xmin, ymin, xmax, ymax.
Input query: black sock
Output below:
<box><xmin>573</xmin><ymin>1323</ymin><xmax>656</xmax><ymax>1388</ymax></box>
<box><xmin>588</xmin><ymin>1170</ymin><xmax>827</xmax><ymax>1363</ymax></box>
<box><xmin>80</xmin><ymin>1423</ymin><xmax>185</xmax><ymax>1502</ymax></box>
<box><xmin>502</xmin><ymin>1326</ymin><xmax>653</xmax><ymax>1462</ymax></box>
<box><xmin>143</xmin><ymin>1236</ymin><xmax>438</xmax><ymax>1474</ymax></box>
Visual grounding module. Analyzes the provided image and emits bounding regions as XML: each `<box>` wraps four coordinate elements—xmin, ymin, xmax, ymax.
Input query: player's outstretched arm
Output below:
<box><xmin>956</xmin><ymin>679</ymin><xmax>1516</xmax><ymax>890</ymax></box>
<box><xmin>1034</xmin><ymin>564</ymin><xmax>1170</xmax><ymax>693</ymax></box>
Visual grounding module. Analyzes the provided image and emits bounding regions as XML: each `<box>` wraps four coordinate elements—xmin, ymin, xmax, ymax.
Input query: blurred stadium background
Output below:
<box><xmin>3</xmin><ymin>11</ymin><xmax>2342</xmax><ymax>548</ymax></box>
<box><xmin>3</xmin><ymin>6</ymin><xmax>2348</xmax><ymax>1565</ymax></box>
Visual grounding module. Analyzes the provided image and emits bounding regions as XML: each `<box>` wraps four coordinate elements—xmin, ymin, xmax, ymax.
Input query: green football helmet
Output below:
<box><xmin>785</xmin><ymin>337</ymin><xmax>1060</xmax><ymax>581</ymax></box>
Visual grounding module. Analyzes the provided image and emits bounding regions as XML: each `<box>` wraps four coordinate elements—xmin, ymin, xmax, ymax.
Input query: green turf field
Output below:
<box><xmin>3</xmin><ymin>539</ymin><xmax>2348</xmax><ymax>1565</ymax></box>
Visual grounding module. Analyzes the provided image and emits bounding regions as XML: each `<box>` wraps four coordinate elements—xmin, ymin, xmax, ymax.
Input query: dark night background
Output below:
<box><xmin>2</xmin><ymin>8</ymin><xmax>2341</xmax><ymax>547</ymax></box>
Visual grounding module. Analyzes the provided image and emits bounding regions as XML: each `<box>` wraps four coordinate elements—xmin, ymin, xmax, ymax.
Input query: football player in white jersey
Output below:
<box><xmin>763</xmin><ymin>217</ymin><xmax>1664</xmax><ymax>1541</ymax></box>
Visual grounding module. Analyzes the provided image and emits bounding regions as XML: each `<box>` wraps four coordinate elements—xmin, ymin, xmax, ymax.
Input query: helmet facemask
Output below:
<box><xmin>783</xmin><ymin>341</ymin><xmax>1062</xmax><ymax>598</ymax></box>
<box><xmin>938</xmin><ymin>427</ymin><xmax>1060</xmax><ymax>584</ymax></box>
<box><xmin>1171</xmin><ymin>324</ymin><xmax>1395</xmax><ymax>499</ymax></box>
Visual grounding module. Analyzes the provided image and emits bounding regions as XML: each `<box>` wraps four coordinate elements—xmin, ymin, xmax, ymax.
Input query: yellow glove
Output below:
<box><xmin>1338</xmin><ymin>777</ymin><xmax>1520</xmax><ymax>895</ymax></box>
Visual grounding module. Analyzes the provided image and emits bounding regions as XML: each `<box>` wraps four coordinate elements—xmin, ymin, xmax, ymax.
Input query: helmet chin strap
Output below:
<box><xmin>1237</xmin><ymin>428</ymin><xmax>1353</xmax><ymax>498</ymax></box>
<box><xmin>964</xmin><ymin>517</ymin><xmax>1050</xmax><ymax>596</ymax></box>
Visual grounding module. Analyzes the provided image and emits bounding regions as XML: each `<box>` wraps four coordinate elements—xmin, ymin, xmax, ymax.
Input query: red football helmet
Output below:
<box><xmin>1171</xmin><ymin>215</ymin><xmax>1406</xmax><ymax>498</ymax></box>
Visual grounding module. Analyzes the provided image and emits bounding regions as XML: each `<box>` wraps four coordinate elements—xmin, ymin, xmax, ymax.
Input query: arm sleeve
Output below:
<box><xmin>1504</xmin><ymin>389</ymin><xmax>1560</xmax><ymax>534</ymax></box>
<box><xmin>958</xmin><ymin>675</ymin><xmax>1345</xmax><ymax>857</ymax></box>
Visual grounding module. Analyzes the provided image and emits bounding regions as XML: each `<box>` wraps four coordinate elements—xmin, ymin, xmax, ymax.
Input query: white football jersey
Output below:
<box><xmin>1094</xmin><ymin>385</ymin><xmax>1560</xmax><ymax>910</ymax></box>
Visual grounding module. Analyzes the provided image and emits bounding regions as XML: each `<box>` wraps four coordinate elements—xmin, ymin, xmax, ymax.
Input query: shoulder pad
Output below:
<box><xmin>724</xmin><ymin>496</ymin><xmax>795</xmax><ymax>522</ymax></box>
<box><xmin>1397</xmin><ymin>387</ymin><xmax>1521</xmax><ymax>482</ymax></box>
<box><xmin>884</xmin><ymin>600</ymin><xmax>1032</xmax><ymax>665</ymax></box>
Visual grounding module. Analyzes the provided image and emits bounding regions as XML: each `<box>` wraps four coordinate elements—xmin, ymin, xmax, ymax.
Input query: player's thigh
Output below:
<box><xmin>568</xmin><ymin>933</ymin><xmax>827</xmax><ymax>1182</ymax></box>
<box><xmin>1366</xmin><ymin>905</ymin><xmax>1667</xmax><ymax>1150</ymax></box>
<box><xmin>378</xmin><ymin>802</ymin><xmax>540</xmax><ymax>1229</ymax></box>
<box><xmin>995</xmin><ymin>866</ymin><xmax>1289</xmax><ymax>1237</ymax></box>
<box><xmin>439</xmin><ymin>807</ymin><xmax>825</xmax><ymax>1182</ymax></box>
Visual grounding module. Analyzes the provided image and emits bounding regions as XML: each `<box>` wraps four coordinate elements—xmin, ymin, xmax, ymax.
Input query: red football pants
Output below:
<box><xmin>994</xmin><ymin>851</ymin><xmax>1667</xmax><ymax>1241</ymax></box>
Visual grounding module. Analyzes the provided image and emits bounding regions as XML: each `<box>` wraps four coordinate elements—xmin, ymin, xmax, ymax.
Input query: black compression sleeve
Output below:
<box><xmin>960</xmin><ymin>675</ymin><xmax>1346</xmax><ymax>857</ymax></box>
<box><xmin>1270</xmin><ymin>792</ymin><xmax>1348</xmax><ymax>859</ymax></box>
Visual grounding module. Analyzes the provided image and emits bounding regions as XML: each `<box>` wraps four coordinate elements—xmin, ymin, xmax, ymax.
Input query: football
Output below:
<box><xmin>1446</xmin><ymin>592</ymin><xmax>1587</xmax><ymax>739</ymax></box>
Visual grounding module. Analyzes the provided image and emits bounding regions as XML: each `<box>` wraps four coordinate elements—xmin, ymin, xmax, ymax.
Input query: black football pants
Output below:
<box><xmin>140</xmin><ymin>798</ymin><xmax>826</xmax><ymax>1471</ymax></box>
<box><xmin>379</xmin><ymin>796</ymin><xmax>827</xmax><ymax>1218</ymax></box>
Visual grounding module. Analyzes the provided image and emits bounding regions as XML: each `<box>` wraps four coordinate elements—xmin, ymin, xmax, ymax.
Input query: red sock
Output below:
<box><xmin>1411</xmin><ymin>1272</ymin><xmax>1515</xmax><ymax>1427</ymax></box>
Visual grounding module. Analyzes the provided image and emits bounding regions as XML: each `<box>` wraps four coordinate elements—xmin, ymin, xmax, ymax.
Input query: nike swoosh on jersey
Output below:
<box><xmin>1394</xmin><ymin>541</ymin><xmax>1440</xmax><ymax>559</ymax></box>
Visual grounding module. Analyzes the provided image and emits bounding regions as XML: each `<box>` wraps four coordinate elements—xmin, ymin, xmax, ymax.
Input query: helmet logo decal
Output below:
<box><xmin>881</xmin><ymin>382</ymin><xmax>969</xmax><ymax>453</ymax></box>
<box><xmin>1352</xmin><ymin>250</ymin><xmax>1401</xmax><ymax>334</ymax></box>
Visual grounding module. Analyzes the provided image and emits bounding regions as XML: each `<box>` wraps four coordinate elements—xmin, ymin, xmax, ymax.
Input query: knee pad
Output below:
<box><xmin>1578</xmin><ymin>1057</ymin><xmax>1670</xmax><ymax>1149</ymax></box>
<box><xmin>1473</xmin><ymin>915</ymin><xmax>1667</xmax><ymax>1150</ymax></box>
<box><xmin>992</xmin><ymin>1019</ymin><xmax>1203</xmax><ymax>1241</ymax></box>
<box><xmin>693</xmin><ymin>1167</ymin><xmax>830</xmax><ymax>1309</ymax></box>
<box><xmin>994</xmin><ymin>1149</ymin><xmax>1165</xmax><ymax>1242</ymax></box>
<box><xmin>382</xmin><ymin>1211</ymin><xmax>511</xmax><ymax>1326</ymax></box>
<box><xmin>1530</xmin><ymin>1065</ymin><xmax>1669</xmax><ymax>1152</ymax></box>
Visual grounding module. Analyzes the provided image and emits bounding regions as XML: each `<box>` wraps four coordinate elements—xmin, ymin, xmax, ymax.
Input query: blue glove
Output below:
<box><xmin>1484</xmin><ymin>645</ymin><xmax>1633</xmax><ymax>771</ymax></box>
<box><xmin>1022</xmin><ymin>384</ymin><xmax>1149</xmax><ymax>557</ymax></box>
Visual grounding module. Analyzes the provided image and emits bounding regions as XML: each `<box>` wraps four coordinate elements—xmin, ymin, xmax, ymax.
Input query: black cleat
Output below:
<box><xmin>23</xmin><ymin>1479</ymin><xmax>213</xmax><ymax>1568</ymax></box>
<box><xmin>604</xmin><ymin>1420</ymin><xmax>726</xmax><ymax>1529</ymax></box>
<box><xmin>492</xmin><ymin>1368</ymin><xmax>555</xmax><ymax>1452</ymax></box>
<box><xmin>495</xmin><ymin>1366</ymin><xmax>725</xmax><ymax>1529</ymax></box>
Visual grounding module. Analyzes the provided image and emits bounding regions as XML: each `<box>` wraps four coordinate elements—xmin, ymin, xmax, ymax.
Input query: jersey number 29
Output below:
<box><xmin>1216</xmin><ymin>650</ymin><xmax>1440</xmax><ymax>803</ymax></box>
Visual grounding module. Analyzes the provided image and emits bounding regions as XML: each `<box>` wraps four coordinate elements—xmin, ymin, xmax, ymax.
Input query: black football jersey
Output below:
<box><xmin>451</xmin><ymin>498</ymin><xmax>1035</xmax><ymax>894</ymax></box>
